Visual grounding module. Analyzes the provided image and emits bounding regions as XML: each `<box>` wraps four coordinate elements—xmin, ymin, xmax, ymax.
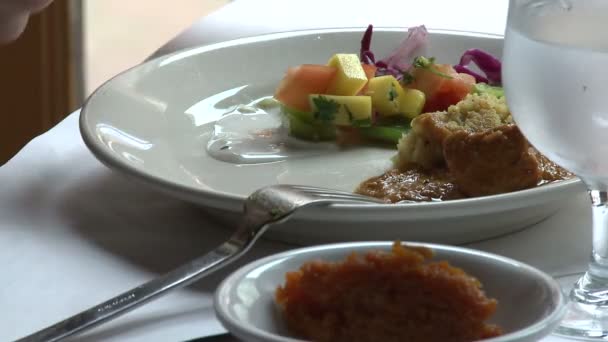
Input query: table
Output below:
<box><xmin>0</xmin><ymin>1</ymin><xmax>591</xmax><ymax>341</ymax></box>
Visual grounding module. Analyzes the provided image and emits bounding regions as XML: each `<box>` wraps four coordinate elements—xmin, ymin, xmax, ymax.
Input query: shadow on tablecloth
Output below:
<box><xmin>53</xmin><ymin>166</ymin><xmax>289</xmax><ymax>293</ymax></box>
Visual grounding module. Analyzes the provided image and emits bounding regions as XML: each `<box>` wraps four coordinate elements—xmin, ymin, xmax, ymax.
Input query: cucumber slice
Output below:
<box><xmin>472</xmin><ymin>83</ymin><xmax>504</xmax><ymax>98</ymax></box>
<box><xmin>281</xmin><ymin>105</ymin><xmax>316</xmax><ymax>124</ymax></box>
<box><xmin>285</xmin><ymin>111</ymin><xmax>335</xmax><ymax>141</ymax></box>
<box><xmin>358</xmin><ymin>125</ymin><xmax>410</xmax><ymax>144</ymax></box>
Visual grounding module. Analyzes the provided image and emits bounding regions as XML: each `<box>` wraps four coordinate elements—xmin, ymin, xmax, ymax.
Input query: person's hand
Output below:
<box><xmin>0</xmin><ymin>0</ymin><xmax>53</xmax><ymax>44</ymax></box>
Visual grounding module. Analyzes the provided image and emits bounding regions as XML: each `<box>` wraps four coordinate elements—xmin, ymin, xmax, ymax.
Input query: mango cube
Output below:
<box><xmin>309</xmin><ymin>94</ymin><xmax>372</xmax><ymax>127</ymax></box>
<box><xmin>326</xmin><ymin>54</ymin><xmax>368</xmax><ymax>96</ymax></box>
<box><xmin>400</xmin><ymin>88</ymin><xmax>426</xmax><ymax>119</ymax></box>
<box><xmin>366</xmin><ymin>75</ymin><xmax>404</xmax><ymax>117</ymax></box>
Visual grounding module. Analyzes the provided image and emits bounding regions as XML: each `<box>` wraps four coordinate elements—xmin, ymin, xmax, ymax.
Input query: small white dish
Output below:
<box><xmin>80</xmin><ymin>27</ymin><xmax>583</xmax><ymax>245</ymax></box>
<box><xmin>214</xmin><ymin>242</ymin><xmax>566</xmax><ymax>342</ymax></box>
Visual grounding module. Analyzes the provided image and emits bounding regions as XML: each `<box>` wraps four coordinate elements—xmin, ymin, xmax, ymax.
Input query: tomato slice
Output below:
<box><xmin>410</xmin><ymin>64</ymin><xmax>475</xmax><ymax>112</ymax></box>
<box><xmin>359</xmin><ymin>63</ymin><xmax>378</xmax><ymax>94</ymax></box>
<box><xmin>274</xmin><ymin>64</ymin><xmax>337</xmax><ymax>111</ymax></box>
<box><xmin>361</xmin><ymin>64</ymin><xmax>377</xmax><ymax>80</ymax></box>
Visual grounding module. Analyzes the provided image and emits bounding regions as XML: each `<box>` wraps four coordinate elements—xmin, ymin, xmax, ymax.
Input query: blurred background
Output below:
<box><xmin>0</xmin><ymin>0</ymin><xmax>229</xmax><ymax>163</ymax></box>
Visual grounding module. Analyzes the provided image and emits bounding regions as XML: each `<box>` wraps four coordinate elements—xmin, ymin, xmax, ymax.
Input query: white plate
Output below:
<box><xmin>214</xmin><ymin>241</ymin><xmax>566</xmax><ymax>342</ymax></box>
<box><xmin>80</xmin><ymin>28</ymin><xmax>583</xmax><ymax>245</ymax></box>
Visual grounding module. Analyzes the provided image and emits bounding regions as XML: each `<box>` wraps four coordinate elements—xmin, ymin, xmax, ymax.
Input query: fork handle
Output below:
<box><xmin>17</xmin><ymin>236</ymin><xmax>250</xmax><ymax>342</ymax></box>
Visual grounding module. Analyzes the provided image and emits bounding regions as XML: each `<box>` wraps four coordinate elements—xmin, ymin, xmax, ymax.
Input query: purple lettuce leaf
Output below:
<box><xmin>378</xmin><ymin>25</ymin><xmax>428</xmax><ymax>72</ymax></box>
<box><xmin>360</xmin><ymin>25</ymin><xmax>375</xmax><ymax>64</ymax></box>
<box><xmin>455</xmin><ymin>48</ymin><xmax>502</xmax><ymax>85</ymax></box>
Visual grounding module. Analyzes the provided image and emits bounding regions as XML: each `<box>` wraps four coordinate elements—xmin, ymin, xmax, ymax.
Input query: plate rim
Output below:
<box><xmin>79</xmin><ymin>26</ymin><xmax>583</xmax><ymax>213</ymax></box>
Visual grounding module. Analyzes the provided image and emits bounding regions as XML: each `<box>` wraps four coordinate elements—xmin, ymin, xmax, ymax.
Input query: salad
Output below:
<box><xmin>273</xmin><ymin>25</ymin><xmax>504</xmax><ymax>144</ymax></box>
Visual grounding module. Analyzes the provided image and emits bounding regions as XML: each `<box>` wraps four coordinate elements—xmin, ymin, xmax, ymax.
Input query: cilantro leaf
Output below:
<box><xmin>344</xmin><ymin>105</ymin><xmax>354</xmax><ymax>122</ymax></box>
<box><xmin>312</xmin><ymin>96</ymin><xmax>340</xmax><ymax>121</ymax></box>
<box><xmin>413</xmin><ymin>56</ymin><xmax>432</xmax><ymax>68</ymax></box>
<box><xmin>388</xmin><ymin>83</ymin><xmax>399</xmax><ymax>102</ymax></box>
<box><xmin>412</xmin><ymin>56</ymin><xmax>454</xmax><ymax>79</ymax></box>
<box><xmin>402</xmin><ymin>71</ymin><xmax>415</xmax><ymax>84</ymax></box>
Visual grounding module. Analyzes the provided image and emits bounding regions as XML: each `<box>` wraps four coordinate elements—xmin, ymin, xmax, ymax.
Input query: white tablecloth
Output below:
<box><xmin>0</xmin><ymin>1</ymin><xmax>591</xmax><ymax>341</ymax></box>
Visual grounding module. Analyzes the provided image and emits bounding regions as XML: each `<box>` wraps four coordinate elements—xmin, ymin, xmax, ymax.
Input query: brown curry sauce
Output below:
<box><xmin>356</xmin><ymin>154</ymin><xmax>572</xmax><ymax>203</ymax></box>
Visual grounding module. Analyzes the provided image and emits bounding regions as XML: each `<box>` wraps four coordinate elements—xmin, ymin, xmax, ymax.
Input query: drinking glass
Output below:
<box><xmin>503</xmin><ymin>0</ymin><xmax>608</xmax><ymax>338</ymax></box>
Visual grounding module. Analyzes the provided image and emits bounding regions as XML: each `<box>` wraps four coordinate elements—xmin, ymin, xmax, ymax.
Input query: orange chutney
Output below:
<box><xmin>275</xmin><ymin>242</ymin><xmax>502</xmax><ymax>342</ymax></box>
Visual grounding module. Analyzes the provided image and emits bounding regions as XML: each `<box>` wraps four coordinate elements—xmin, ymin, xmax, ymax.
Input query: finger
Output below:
<box><xmin>0</xmin><ymin>0</ymin><xmax>53</xmax><ymax>13</ymax></box>
<box><xmin>26</xmin><ymin>0</ymin><xmax>53</xmax><ymax>13</ymax></box>
<box><xmin>0</xmin><ymin>11</ymin><xmax>29</xmax><ymax>44</ymax></box>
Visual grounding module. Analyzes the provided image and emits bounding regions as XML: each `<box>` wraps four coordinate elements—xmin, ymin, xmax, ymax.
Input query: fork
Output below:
<box><xmin>17</xmin><ymin>184</ymin><xmax>383</xmax><ymax>342</ymax></box>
